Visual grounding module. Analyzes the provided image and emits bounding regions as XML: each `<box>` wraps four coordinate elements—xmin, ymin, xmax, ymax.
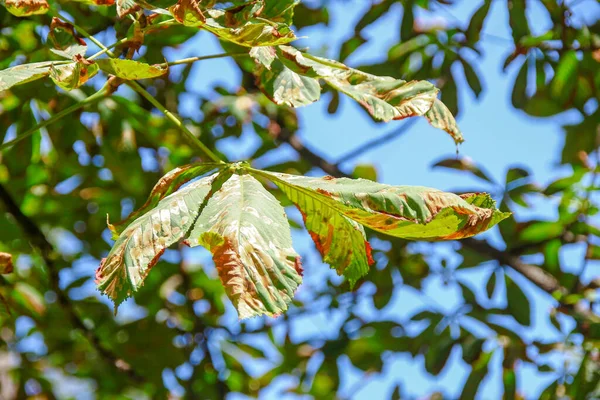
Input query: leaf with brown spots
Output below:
<box><xmin>109</xmin><ymin>163</ymin><xmax>223</xmax><ymax>236</ymax></box>
<box><xmin>0</xmin><ymin>61</ymin><xmax>54</xmax><ymax>92</ymax></box>
<box><xmin>0</xmin><ymin>253</ymin><xmax>13</xmax><ymax>274</ymax></box>
<box><xmin>50</xmin><ymin>59</ymin><xmax>99</xmax><ymax>91</ymax></box>
<box><xmin>186</xmin><ymin>173</ymin><xmax>302</xmax><ymax>319</ymax></box>
<box><xmin>251</xmin><ymin>170</ymin><xmax>373</xmax><ymax>286</ymax></box>
<box><xmin>2</xmin><ymin>0</ymin><xmax>48</xmax><ymax>16</ymax></box>
<box><xmin>169</xmin><ymin>0</ymin><xmax>297</xmax><ymax>47</ymax></box>
<box><xmin>96</xmin><ymin>172</ymin><xmax>220</xmax><ymax>309</ymax></box>
<box><xmin>253</xmin><ymin>46</ymin><xmax>462</xmax><ymax>143</ymax></box>
<box><xmin>254</xmin><ymin>170</ymin><xmax>509</xmax><ymax>242</ymax></box>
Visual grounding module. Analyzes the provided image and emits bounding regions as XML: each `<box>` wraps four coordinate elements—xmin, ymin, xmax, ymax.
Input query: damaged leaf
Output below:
<box><xmin>96</xmin><ymin>173</ymin><xmax>219</xmax><ymax>309</ymax></box>
<box><xmin>255</xmin><ymin>170</ymin><xmax>509</xmax><ymax>241</ymax></box>
<box><xmin>170</xmin><ymin>0</ymin><xmax>297</xmax><ymax>47</ymax></box>
<box><xmin>109</xmin><ymin>163</ymin><xmax>223</xmax><ymax>236</ymax></box>
<box><xmin>186</xmin><ymin>174</ymin><xmax>302</xmax><ymax>319</ymax></box>
<box><xmin>50</xmin><ymin>58</ymin><xmax>99</xmax><ymax>91</ymax></box>
<box><xmin>0</xmin><ymin>61</ymin><xmax>55</xmax><ymax>92</ymax></box>
<box><xmin>2</xmin><ymin>0</ymin><xmax>49</xmax><ymax>16</ymax></box>
<box><xmin>48</xmin><ymin>18</ymin><xmax>87</xmax><ymax>59</ymax></box>
<box><xmin>253</xmin><ymin>46</ymin><xmax>462</xmax><ymax>143</ymax></box>
<box><xmin>0</xmin><ymin>253</ymin><xmax>13</xmax><ymax>274</ymax></box>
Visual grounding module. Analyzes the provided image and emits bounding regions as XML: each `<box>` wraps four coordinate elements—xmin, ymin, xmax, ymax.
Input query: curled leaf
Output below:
<box><xmin>50</xmin><ymin>58</ymin><xmax>99</xmax><ymax>90</ymax></box>
<box><xmin>170</xmin><ymin>0</ymin><xmax>297</xmax><ymax>47</ymax></box>
<box><xmin>0</xmin><ymin>252</ymin><xmax>13</xmax><ymax>274</ymax></box>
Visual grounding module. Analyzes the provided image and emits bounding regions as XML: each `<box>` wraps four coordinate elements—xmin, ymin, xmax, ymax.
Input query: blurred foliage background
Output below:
<box><xmin>0</xmin><ymin>0</ymin><xmax>599</xmax><ymax>398</ymax></box>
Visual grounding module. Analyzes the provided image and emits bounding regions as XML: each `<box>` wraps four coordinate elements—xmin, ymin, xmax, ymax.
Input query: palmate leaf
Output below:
<box><xmin>170</xmin><ymin>0</ymin><xmax>297</xmax><ymax>47</ymax></box>
<box><xmin>253</xmin><ymin>45</ymin><xmax>464</xmax><ymax>143</ymax></box>
<box><xmin>98</xmin><ymin>163</ymin><xmax>507</xmax><ymax>318</ymax></box>
<box><xmin>186</xmin><ymin>174</ymin><xmax>302</xmax><ymax>319</ymax></box>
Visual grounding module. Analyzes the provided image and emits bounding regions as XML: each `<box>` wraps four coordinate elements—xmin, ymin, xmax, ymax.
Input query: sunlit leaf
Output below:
<box><xmin>95</xmin><ymin>59</ymin><xmax>168</xmax><ymax>80</ymax></box>
<box><xmin>109</xmin><ymin>162</ymin><xmax>223</xmax><ymax>236</ymax></box>
<box><xmin>96</xmin><ymin>173</ymin><xmax>220</xmax><ymax>309</ymax></box>
<box><xmin>50</xmin><ymin>59</ymin><xmax>99</xmax><ymax>90</ymax></box>
<box><xmin>186</xmin><ymin>174</ymin><xmax>302</xmax><ymax>319</ymax></box>
<box><xmin>254</xmin><ymin>46</ymin><xmax>462</xmax><ymax>142</ymax></box>
<box><xmin>48</xmin><ymin>17</ymin><xmax>87</xmax><ymax>59</ymax></box>
<box><xmin>0</xmin><ymin>61</ymin><xmax>54</xmax><ymax>92</ymax></box>
<box><xmin>170</xmin><ymin>0</ymin><xmax>297</xmax><ymax>47</ymax></box>
<box><xmin>2</xmin><ymin>0</ymin><xmax>48</xmax><ymax>16</ymax></box>
<box><xmin>257</xmin><ymin>170</ymin><xmax>508</xmax><ymax>241</ymax></box>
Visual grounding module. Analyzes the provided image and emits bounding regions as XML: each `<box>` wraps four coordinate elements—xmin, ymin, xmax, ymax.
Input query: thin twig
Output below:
<box><xmin>127</xmin><ymin>81</ymin><xmax>224</xmax><ymax>163</ymax></box>
<box><xmin>166</xmin><ymin>52</ymin><xmax>247</xmax><ymax>66</ymax></box>
<box><xmin>0</xmin><ymin>184</ymin><xmax>145</xmax><ymax>382</ymax></box>
<box><xmin>335</xmin><ymin>118</ymin><xmax>417</xmax><ymax>164</ymax></box>
<box><xmin>0</xmin><ymin>84</ymin><xmax>109</xmax><ymax>152</ymax></box>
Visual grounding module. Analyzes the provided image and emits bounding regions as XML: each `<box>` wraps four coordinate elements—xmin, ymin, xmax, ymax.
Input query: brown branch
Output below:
<box><xmin>0</xmin><ymin>183</ymin><xmax>144</xmax><ymax>383</ymax></box>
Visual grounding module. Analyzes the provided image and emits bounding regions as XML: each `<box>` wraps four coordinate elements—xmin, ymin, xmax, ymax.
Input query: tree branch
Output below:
<box><xmin>0</xmin><ymin>184</ymin><xmax>144</xmax><ymax>382</ymax></box>
<box><xmin>335</xmin><ymin>118</ymin><xmax>417</xmax><ymax>165</ymax></box>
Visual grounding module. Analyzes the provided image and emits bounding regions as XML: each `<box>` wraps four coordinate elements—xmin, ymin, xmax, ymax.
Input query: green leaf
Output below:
<box><xmin>109</xmin><ymin>163</ymin><xmax>223</xmax><ymax>236</ymax></box>
<box><xmin>254</xmin><ymin>46</ymin><xmax>462</xmax><ymax>143</ymax></box>
<box><xmin>257</xmin><ymin>170</ymin><xmax>508</xmax><ymax>241</ymax></box>
<box><xmin>96</xmin><ymin>173</ymin><xmax>220</xmax><ymax>309</ymax></box>
<box><xmin>424</xmin><ymin>331</ymin><xmax>454</xmax><ymax>375</ymax></box>
<box><xmin>459</xmin><ymin>351</ymin><xmax>492</xmax><ymax>400</ymax></box>
<box><xmin>50</xmin><ymin>60</ymin><xmax>99</xmax><ymax>91</ymax></box>
<box><xmin>0</xmin><ymin>61</ymin><xmax>54</xmax><ymax>92</ymax></box>
<box><xmin>186</xmin><ymin>174</ymin><xmax>302</xmax><ymax>319</ymax></box>
<box><xmin>170</xmin><ymin>0</ymin><xmax>297</xmax><ymax>47</ymax></box>
<box><xmin>486</xmin><ymin>269</ymin><xmax>497</xmax><ymax>298</ymax></box>
<box><xmin>2</xmin><ymin>0</ymin><xmax>48</xmax><ymax>16</ymax></box>
<box><xmin>505</xmin><ymin>274</ymin><xmax>531</xmax><ymax>326</ymax></box>
<box><xmin>466</xmin><ymin>0</ymin><xmax>492</xmax><ymax>44</ymax></box>
<box><xmin>460</xmin><ymin>58</ymin><xmax>483</xmax><ymax>98</ymax></box>
<box><xmin>507</xmin><ymin>0</ymin><xmax>530</xmax><ymax>42</ymax></box>
<box><xmin>400</xmin><ymin>1</ymin><xmax>415</xmax><ymax>41</ymax></box>
<box><xmin>511</xmin><ymin>60</ymin><xmax>529</xmax><ymax>109</ymax></box>
<box><xmin>0</xmin><ymin>252</ymin><xmax>13</xmax><ymax>274</ymax></box>
<box><xmin>550</xmin><ymin>50</ymin><xmax>578</xmax><ymax>104</ymax></box>
<box><xmin>95</xmin><ymin>59</ymin><xmax>168</xmax><ymax>80</ymax></box>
